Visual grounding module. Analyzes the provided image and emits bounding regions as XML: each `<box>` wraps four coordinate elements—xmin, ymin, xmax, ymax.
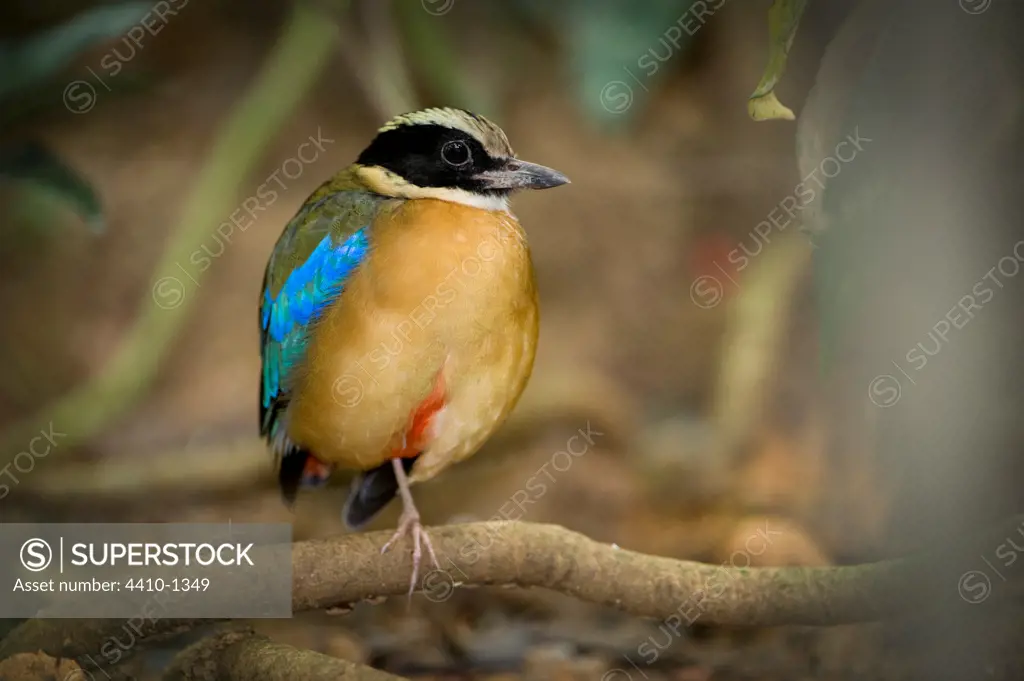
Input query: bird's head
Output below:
<box><xmin>353</xmin><ymin>108</ymin><xmax>569</xmax><ymax>211</ymax></box>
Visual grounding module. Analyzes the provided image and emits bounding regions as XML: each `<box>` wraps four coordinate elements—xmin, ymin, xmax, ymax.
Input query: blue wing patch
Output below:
<box><xmin>260</xmin><ymin>228</ymin><xmax>369</xmax><ymax>412</ymax></box>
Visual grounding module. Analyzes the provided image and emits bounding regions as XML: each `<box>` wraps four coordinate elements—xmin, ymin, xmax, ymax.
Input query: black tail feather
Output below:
<box><xmin>278</xmin><ymin>447</ymin><xmax>310</xmax><ymax>507</ymax></box>
<box><xmin>343</xmin><ymin>456</ymin><xmax>419</xmax><ymax>529</ymax></box>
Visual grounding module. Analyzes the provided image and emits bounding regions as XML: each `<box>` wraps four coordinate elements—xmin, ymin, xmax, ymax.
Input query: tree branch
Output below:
<box><xmin>3</xmin><ymin>520</ymin><xmax>1019</xmax><ymax>674</ymax></box>
<box><xmin>163</xmin><ymin>630</ymin><xmax>404</xmax><ymax>681</ymax></box>
<box><xmin>291</xmin><ymin>519</ymin><xmax>1013</xmax><ymax>625</ymax></box>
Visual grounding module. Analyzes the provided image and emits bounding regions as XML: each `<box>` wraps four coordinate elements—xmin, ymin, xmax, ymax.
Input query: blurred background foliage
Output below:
<box><xmin>1</xmin><ymin>0</ymin><xmax>1022</xmax><ymax>679</ymax></box>
<box><xmin>0</xmin><ymin>0</ymin><xmax>804</xmax><ymax>220</ymax></box>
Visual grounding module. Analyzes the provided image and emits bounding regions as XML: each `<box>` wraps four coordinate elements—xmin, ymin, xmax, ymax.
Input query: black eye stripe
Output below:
<box><xmin>356</xmin><ymin>124</ymin><xmax>506</xmax><ymax>194</ymax></box>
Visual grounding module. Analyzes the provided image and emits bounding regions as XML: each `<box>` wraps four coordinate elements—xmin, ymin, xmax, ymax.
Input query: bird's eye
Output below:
<box><xmin>440</xmin><ymin>140</ymin><xmax>472</xmax><ymax>168</ymax></box>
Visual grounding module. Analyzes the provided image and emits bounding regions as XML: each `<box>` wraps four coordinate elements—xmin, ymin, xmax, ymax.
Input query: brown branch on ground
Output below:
<box><xmin>163</xmin><ymin>630</ymin><xmax>404</xmax><ymax>681</ymax></box>
<box><xmin>0</xmin><ymin>651</ymin><xmax>87</xmax><ymax>681</ymax></box>
<box><xmin>0</xmin><ymin>618</ymin><xmax>213</xmax><ymax>664</ymax></box>
<box><xmin>2</xmin><ymin>519</ymin><xmax>1020</xmax><ymax>677</ymax></box>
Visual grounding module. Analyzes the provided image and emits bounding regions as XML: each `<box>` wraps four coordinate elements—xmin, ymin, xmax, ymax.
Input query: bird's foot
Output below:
<box><xmin>381</xmin><ymin>508</ymin><xmax>441</xmax><ymax>599</ymax></box>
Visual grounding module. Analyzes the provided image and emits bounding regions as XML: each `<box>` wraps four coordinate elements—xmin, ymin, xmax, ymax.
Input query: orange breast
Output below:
<box><xmin>287</xmin><ymin>198</ymin><xmax>538</xmax><ymax>480</ymax></box>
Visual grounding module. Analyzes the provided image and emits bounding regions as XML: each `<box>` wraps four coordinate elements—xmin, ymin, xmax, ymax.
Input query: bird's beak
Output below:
<box><xmin>474</xmin><ymin>159</ymin><xmax>570</xmax><ymax>191</ymax></box>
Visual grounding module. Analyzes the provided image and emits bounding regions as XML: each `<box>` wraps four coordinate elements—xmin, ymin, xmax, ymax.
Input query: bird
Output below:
<box><xmin>259</xmin><ymin>107</ymin><xmax>569</xmax><ymax>595</ymax></box>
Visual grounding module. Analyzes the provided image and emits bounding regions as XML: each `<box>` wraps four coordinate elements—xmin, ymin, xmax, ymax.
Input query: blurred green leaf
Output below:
<box><xmin>514</xmin><ymin>0</ymin><xmax>699</xmax><ymax>124</ymax></box>
<box><xmin>749</xmin><ymin>0</ymin><xmax>808</xmax><ymax>121</ymax></box>
<box><xmin>0</xmin><ymin>2</ymin><xmax>153</xmax><ymax>103</ymax></box>
<box><xmin>0</xmin><ymin>140</ymin><xmax>104</xmax><ymax>232</ymax></box>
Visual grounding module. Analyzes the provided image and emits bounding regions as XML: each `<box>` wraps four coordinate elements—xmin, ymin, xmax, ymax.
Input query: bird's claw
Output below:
<box><xmin>381</xmin><ymin>509</ymin><xmax>442</xmax><ymax>599</ymax></box>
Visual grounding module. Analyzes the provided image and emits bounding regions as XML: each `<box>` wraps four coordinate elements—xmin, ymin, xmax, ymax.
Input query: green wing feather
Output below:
<box><xmin>259</xmin><ymin>183</ymin><xmax>388</xmax><ymax>443</ymax></box>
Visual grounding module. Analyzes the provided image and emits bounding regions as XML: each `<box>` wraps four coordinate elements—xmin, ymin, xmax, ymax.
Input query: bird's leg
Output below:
<box><xmin>380</xmin><ymin>457</ymin><xmax>441</xmax><ymax>598</ymax></box>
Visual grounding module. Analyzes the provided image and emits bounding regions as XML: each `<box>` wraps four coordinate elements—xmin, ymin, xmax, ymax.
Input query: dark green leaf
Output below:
<box><xmin>0</xmin><ymin>2</ymin><xmax>154</xmax><ymax>102</ymax></box>
<box><xmin>0</xmin><ymin>140</ymin><xmax>104</xmax><ymax>232</ymax></box>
